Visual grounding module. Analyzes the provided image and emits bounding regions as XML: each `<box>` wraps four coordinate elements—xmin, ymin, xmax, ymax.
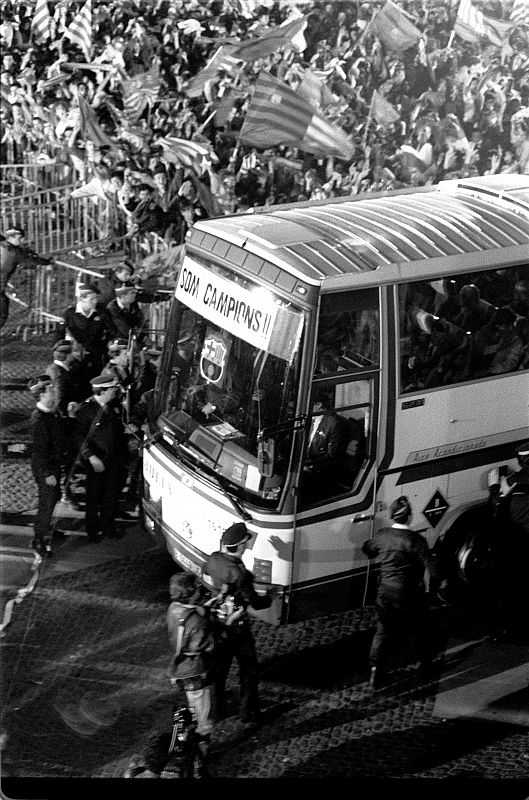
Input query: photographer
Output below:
<box><xmin>204</xmin><ymin>523</ymin><xmax>271</xmax><ymax>727</ymax></box>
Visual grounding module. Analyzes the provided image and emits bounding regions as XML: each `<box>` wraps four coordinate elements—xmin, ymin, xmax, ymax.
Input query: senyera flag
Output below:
<box><xmin>232</xmin><ymin>15</ymin><xmax>307</xmax><ymax>61</ymax></box>
<box><xmin>240</xmin><ymin>71</ymin><xmax>354</xmax><ymax>160</ymax></box>
<box><xmin>63</xmin><ymin>0</ymin><xmax>92</xmax><ymax>62</ymax></box>
<box><xmin>122</xmin><ymin>66</ymin><xmax>160</xmax><ymax>124</ymax></box>
<box><xmin>156</xmin><ymin>136</ymin><xmax>219</xmax><ymax>171</ymax></box>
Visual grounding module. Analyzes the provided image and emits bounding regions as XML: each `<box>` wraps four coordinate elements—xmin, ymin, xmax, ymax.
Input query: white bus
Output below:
<box><xmin>143</xmin><ymin>175</ymin><xmax>529</xmax><ymax>625</ymax></box>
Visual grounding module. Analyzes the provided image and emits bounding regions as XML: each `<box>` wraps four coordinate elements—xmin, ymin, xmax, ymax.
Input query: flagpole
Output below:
<box><xmin>363</xmin><ymin>92</ymin><xmax>375</xmax><ymax>150</ymax></box>
<box><xmin>447</xmin><ymin>30</ymin><xmax>455</xmax><ymax>48</ymax></box>
<box><xmin>198</xmin><ymin>110</ymin><xmax>217</xmax><ymax>134</ymax></box>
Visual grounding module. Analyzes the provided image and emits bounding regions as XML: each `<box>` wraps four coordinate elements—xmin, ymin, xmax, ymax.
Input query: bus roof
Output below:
<box><xmin>192</xmin><ymin>176</ymin><xmax>529</xmax><ymax>283</ymax></box>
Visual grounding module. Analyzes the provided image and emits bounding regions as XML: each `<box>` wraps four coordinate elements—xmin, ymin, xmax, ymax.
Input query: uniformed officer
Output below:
<box><xmin>73</xmin><ymin>372</ymin><xmax>129</xmax><ymax>541</ymax></box>
<box><xmin>203</xmin><ymin>522</ymin><xmax>271</xmax><ymax>725</ymax></box>
<box><xmin>103</xmin><ymin>284</ymin><xmax>146</xmax><ymax>345</ymax></box>
<box><xmin>58</xmin><ymin>284</ymin><xmax>108</xmax><ymax>397</ymax></box>
<box><xmin>27</xmin><ymin>375</ymin><xmax>67</xmax><ymax>557</ymax></box>
<box><xmin>362</xmin><ymin>496</ymin><xmax>440</xmax><ymax>690</ymax></box>
<box><xmin>1</xmin><ymin>227</ymin><xmax>51</xmax><ymax>328</ymax></box>
<box><xmin>45</xmin><ymin>339</ymin><xmax>83</xmax><ymax>503</ymax></box>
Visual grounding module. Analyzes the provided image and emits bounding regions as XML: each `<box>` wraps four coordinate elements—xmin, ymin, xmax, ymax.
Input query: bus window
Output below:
<box><xmin>315</xmin><ymin>288</ymin><xmax>380</xmax><ymax>375</ymax></box>
<box><xmin>299</xmin><ymin>378</ymin><xmax>373</xmax><ymax>505</ymax></box>
<box><xmin>400</xmin><ymin>263</ymin><xmax>529</xmax><ymax>393</ymax></box>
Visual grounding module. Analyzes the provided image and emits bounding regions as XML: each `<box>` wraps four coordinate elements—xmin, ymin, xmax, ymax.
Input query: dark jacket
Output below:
<box><xmin>307</xmin><ymin>411</ymin><xmax>344</xmax><ymax>467</ymax></box>
<box><xmin>45</xmin><ymin>361</ymin><xmax>83</xmax><ymax>415</ymax></box>
<box><xmin>362</xmin><ymin>525</ymin><xmax>438</xmax><ymax>607</ymax></box>
<box><xmin>204</xmin><ymin>551</ymin><xmax>271</xmax><ymax>611</ymax></box>
<box><xmin>30</xmin><ymin>407</ymin><xmax>66</xmax><ymax>481</ymax></box>
<box><xmin>0</xmin><ymin>240</ymin><xmax>50</xmax><ymax>292</ymax></box>
<box><xmin>60</xmin><ymin>306</ymin><xmax>108</xmax><ymax>355</ymax></box>
<box><xmin>74</xmin><ymin>397</ymin><xmax>128</xmax><ymax>465</ymax></box>
<box><xmin>103</xmin><ymin>298</ymin><xmax>146</xmax><ymax>343</ymax></box>
<box><xmin>167</xmin><ymin>602</ymin><xmax>215</xmax><ymax>683</ymax></box>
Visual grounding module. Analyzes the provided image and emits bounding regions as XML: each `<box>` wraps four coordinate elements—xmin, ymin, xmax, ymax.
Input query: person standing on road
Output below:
<box><xmin>73</xmin><ymin>372</ymin><xmax>128</xmax><ymax>542</ymax></box>
<box><xmin>362</xmin><ymin>496</ymin><xmax>440</xmax><ymax>690</ymax></box>
<box><xmin>204</xmin><ymin>522</ymin><xmax>271</xmax><ymax>726</ymax></box>
<box><xmin>27</xmin><ymin>375</ymin><xmax>66</xmax><ymax>557</ymax></box>
<box><xmin>1</xmin><ymin>227</ymin><xmax>51</xmax><ymax>329</ymax></box>
<box><xmin>167</xmin><ymin>572</ymin><xmax>217</xmax><ymax>776</ymax></box>
<box><xmin>58</xmin><ymin>284</ymin><xmax>108</xmax><ymax>397</ymax></box>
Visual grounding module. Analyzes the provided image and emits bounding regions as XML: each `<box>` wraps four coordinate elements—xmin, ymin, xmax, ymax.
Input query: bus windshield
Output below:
<box><xmin>156</xmin><ymin>255</ymin><xmax>304</xmax><ymax>506</ymax></box>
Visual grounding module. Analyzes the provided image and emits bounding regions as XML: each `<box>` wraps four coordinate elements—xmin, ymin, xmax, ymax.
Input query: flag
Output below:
<box><xmin>122</xmin><ymin>66</ymin><xmax>160</xmax><ymax>124</ymax></box>
<box><xmin>188</xmin><ymin>173</ymin><xmax>225</xmax><ymax>217</ymax></box>
<box><xmin>63</xmin><ymin>0</ymin><xmax>91</xmax><ymax>62</ymax></box>
<box><xmin>186</xmin><ymin>45</ymin><xmax>240</xmax><ymax>98</ymax></box>
<box><xmin>510</xmin><ymin>0</ymin><xmax>529</xmax><ymax>25</ymax></box>
<box><xmin>239</xmin><ymin>71</ymin><xmax>354</xmax><ymax>160</ymax></box>
<box><xmin>31</xmin><ymin>0</ymin><xmax>52</xmax><ymax>43</ymax></box>
<box><xmin>157</xmin><ymin>136</ymin><xmax>218</xmax><ymax>171</ymax></box>
<box><xmin>213</xmin><ymin>88</ymin><xmax>246</xmax><ymax>127</ymax></box>
<box><xmin>371</xmin><ymin>89</ymin><xmax>400</xmax><ymax>125</ymax></box>
<box><xmin>370</xmin><ymin>0</ymin><xmax>422</xmax><ymax>51</ymax></box>
<box><xmin>454</xmin><ymin>0</ymin><xmax>513</xmax><ymax>47</ymax></box>
<box><xmin>77</xmin><ymin>94</ymin><xmax>115</xmax><ymax>148</ymax></box>
<box><xmin>232</xmin><ymin>16</ymin><xmax>307</xmax><ymax>61</ymax></box>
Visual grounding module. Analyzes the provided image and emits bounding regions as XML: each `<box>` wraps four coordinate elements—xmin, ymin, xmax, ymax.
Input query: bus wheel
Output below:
<box><xmin>454</xmin><ymin>529</ymin><xmax>500</xmax><ymax>586</ymax></box>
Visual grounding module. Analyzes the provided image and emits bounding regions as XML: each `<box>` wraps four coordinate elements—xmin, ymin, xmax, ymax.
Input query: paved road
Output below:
<box><xmin>1</xmin><ymin>519</ymin><xmax>528</xmax><ymax>796</ymax></box>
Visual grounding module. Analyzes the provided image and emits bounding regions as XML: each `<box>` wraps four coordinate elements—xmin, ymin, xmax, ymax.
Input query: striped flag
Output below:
<box><xmin>239</xmin><ymin>72</ymin><xmax>354</xmax><ymax>161</ymax></box>
<box><xmin>63</xmin><ymin>0</ymin><xmax>92</xmax><ymax>62</ymax></box>
<box><xmin>186</xmin><ymin>45</ymin><xmax>240</xmax><ymax>98</ymax></box>
<box><xmin>369</xmin><ymin>1</ymin><xmax>422</xmax><ymax>51</ymax></box>
<box><xmin>454</xmin><ymin>0</ymin><xmax>512</xmax><ymax>47</ymax></box>
<box><xmin>122</xmin><ymin>66</ymin><xmax>160</xmax><ymax>124</ymax></box>
<box><xmin>156</xmin><ymin>137</ymin><xmax>219</xmax><ymax>171</ymax></box>
<box><xmin>232</xmin><ymin>16</ymin><xmax>307</xmax><ymax>61</ymax></box>
<box><xmin>77</xmin><ymin>94</ymin><xmax>115</xmax><ymax>148</ymax></box>
<box><xmin>510</xmin><ymin>0</ymin><xmax>529</xmax><ymax>25</ymax></box>
<box><xmin>31</xmin><ymin>0</ymin><xmax>52</xmax><ymax>43</ymax></box>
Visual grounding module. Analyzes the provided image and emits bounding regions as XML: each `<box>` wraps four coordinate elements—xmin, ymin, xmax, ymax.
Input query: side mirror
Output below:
<box><xmin>257</xmin><ymin>437</ymin><xmax>275</xmax><ymax>477</ymax></box>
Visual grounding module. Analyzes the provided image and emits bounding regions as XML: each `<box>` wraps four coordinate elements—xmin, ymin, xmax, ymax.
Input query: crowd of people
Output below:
<box><xmin>1</xmin><ymin>0</ymin><xmax>529</xmax><ymax>251</ymax></box>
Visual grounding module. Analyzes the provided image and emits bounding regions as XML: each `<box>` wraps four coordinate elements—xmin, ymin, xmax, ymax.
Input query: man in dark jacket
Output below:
<box><xmin>73</xmin><ymin>372</ymin><xmax>128</xmax><ymax>541</ymax></box>
<box><xmin>1</xmin><ymin>228</ymin><xmax>51</xmax><ymax>328</ymax></box>
<box><xmin>363</xmin><ymin>496</ymin><xmax>440</xmax><ymax>690</ymax></box>
<box><xmin>59</xmin><ymin>284</ymin><xmax>108</xmax><ymax>395</ymax></box>
<box><xmin>204</xmin><ymin>522</ymin><xmax>271</xmax><ymax>725</ymax></box>
<box><xmin>167</xmin><ymin>573</ymin><xmax>216</xmax><ymax>772</ymax></box>
<box><xmin>103</xmin><ymin>285</ymin><xmax>146</xmax><ymax>344</ymax></box>
<box><xmin>28</xmin><ymin>375</ymin><xmax>67</xmax><ymax>557</ymax></box>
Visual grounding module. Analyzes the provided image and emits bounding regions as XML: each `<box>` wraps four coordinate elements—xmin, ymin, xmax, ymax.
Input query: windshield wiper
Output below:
<box><xmin>175</xmin><ymin>442</ymin><xmax>252</xmax><ymax>522</ymax></box>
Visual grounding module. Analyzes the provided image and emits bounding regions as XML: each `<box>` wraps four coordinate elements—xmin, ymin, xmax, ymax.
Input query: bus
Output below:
<box><xmin>142</xmin><ymin>175</ymin><xmax>529</xmax><ymax>625</ymax></box>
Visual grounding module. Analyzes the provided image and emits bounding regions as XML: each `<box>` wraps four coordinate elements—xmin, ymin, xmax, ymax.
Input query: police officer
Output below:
<box><xmin>27</xmin><ymin>375</ymin><xmax>66</xmax><ymax>557</ymax></box>
<box><xmin>167</xmin><ymin>573</ymin><xmax>216</xmax><ymax>774</ymax></box>
<box><xmin>362</xmin><ymin>496</ymin><xmax>440</xmax><ymax>690</ymax></box>
<box><xmin>73</xmin><ymin>373</ymin><xmax>129</xmax><ymax>541</ymax></box>
<box><xmin>204</xmin><ymin>522</ymin><xmax>271</xmax><ymax>725</ymax></box>
<box><xmin>500</xmin><ymin>441</ymin><xmax>529</xmax><ymax>533</ymax></box>
<box><xmin>1</xmin><ymin>227</ymin><xmax>51</xmax><ymax>329</ymax></box>
<box><xmin>59</xmin><ymin>284</ymin><xmax>108</xmax><ymax>397</ymax></box>
<box><xmin>45</xmin><ymin>340</ymin><xmax>83</xmax><ymax>503</ymax></box>
<box><xmin>103</xmin><ymin>284</ymin><xmax>146</xmax><ymax>345</ymax></box>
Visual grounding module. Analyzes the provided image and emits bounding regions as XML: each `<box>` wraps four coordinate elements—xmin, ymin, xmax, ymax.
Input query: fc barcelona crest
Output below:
<box><xmin>199</xmin><ymin>333</ymin><xmax>230</xmax><ymax>386</ymax></box>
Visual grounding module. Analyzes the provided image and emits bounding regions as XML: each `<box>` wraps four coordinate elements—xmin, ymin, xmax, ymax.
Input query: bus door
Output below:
<box><xmin>288</xmin><ymin>373</ymin><xmax>379</xmax><ymax>623</ymax></box>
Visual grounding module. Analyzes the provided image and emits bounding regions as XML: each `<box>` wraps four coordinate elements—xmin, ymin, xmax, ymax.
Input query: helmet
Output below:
<box><xmin>517</xmin><ymin>441</ymin><xmax>529</xmax><ymax>467</ymax></box>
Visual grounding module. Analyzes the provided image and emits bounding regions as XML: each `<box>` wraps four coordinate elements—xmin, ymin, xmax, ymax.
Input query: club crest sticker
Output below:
<box><xmin>199</xmin><ymin>331</ymin><xmax>231</xmax><ymax>386</ymax></box>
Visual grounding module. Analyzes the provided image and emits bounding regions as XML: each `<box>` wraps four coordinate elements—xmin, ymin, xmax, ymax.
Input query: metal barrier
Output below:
<box><xmin>0</xmin><ymin>159</ymin><xmax>76</xmax><ymax>196</ymax></box>
<box><xmin>1</xmin><ymin>187</ymin><xmax>123</xmax><ymax>255</ymax></box>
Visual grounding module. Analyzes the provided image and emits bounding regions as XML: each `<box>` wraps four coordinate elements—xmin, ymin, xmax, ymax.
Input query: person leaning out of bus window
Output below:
<box><xmin>362</xmin><ymin>497</ymin><xmax>441</xmax><ymax>691</ymax></box>
<box><xmin>302</xmin><ymin>388</ymin><xmax>347</xmax><ymax>500</ymax></box>
<box><xmin>454</xmin><ymin>284</ymin><xmax>496</xmax><ymax>335</ymax></box>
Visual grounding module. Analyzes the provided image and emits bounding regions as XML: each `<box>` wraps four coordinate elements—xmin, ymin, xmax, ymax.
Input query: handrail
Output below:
<box><xmin>1</xmin><ymin>183</ymin><xmax>79</xmax><ymax>206</ymax></box>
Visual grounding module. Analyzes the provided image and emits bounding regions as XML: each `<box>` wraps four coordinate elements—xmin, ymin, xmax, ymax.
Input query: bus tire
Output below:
<box><xmin>436</xmin><ymin>511</ymin><xmax>500</xmax><ymax>601</ymax></box>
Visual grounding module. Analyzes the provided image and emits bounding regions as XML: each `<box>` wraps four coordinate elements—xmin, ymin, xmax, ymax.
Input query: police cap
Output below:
<box><xmin>221</xmin><ymin>522</ymin><xmax>250</xmax><ymax>548</ymax></box>
<box><xmin>115</xmin><ymin>283</ymin><xmax>138</xmax><ymax>297</ymax></box>
<box><xmin>77</xmin><ymin>283</ymin><xmax>100</xmax><ymax>298</ymax></box>
<box><xmin>5</xmin><ymin>227</ymin><xmax>24</xmax><ymax>237</ymax></box>
<box><xmin>90</xmin><ymin>373</ymin><xmax>119</xmax><ymax>390</ymax></box>
<box><xmin>53</xmin><ymin>339</ymin><xmax>73</xmax><ymax>354</ymax></box>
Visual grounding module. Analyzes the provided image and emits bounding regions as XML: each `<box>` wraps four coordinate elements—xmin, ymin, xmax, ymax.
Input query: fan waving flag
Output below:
<box><xmin>186</xmin><ymin>45</ymin><xmax>241</xmax><ymax>98</ymax></box>
<box><xmin>239</xmin><ymin>72</ymin><xmax>354</xmax><ymax>160</ymax></box>
<box><xmin>454</xmin><ymin>0</ymin><xmax>513</xmax><ymax>47</ymax></box>
<box><xmin>156</xmin><ymin>137</ymin><xmax>218</xmax><ymax>171</ymax></box>
<box><xmin>63</xmin><ymin>0</ymin><xmax>92</xmax><ymax>62</ymax></box>
<box><xmin>370</xmin><ymin>1</ymin><xmax>422</xmax><ymax>51</ymax></box>
<box><xmin>122</xmin><ymin>66</ymin><xmax>160</xmax><ymax>124</ymax></box>
<box><xmin>31</xmin><ymin>0</ymin><xmax>52</xmax><ymax>43</ymax></box>
<box><xmin>232</xmin><ymin>16</ymin><xmax>307</xmax><ymax>61</ymax></box>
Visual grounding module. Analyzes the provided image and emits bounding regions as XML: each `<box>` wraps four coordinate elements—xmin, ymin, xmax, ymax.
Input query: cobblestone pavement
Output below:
<box><xmin>1</xmin><ymin>543</ymin><xmax>528</xmax><ymax>793</ymax></box>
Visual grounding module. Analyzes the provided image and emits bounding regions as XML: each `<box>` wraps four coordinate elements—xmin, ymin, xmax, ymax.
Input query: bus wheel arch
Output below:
<box><xmin>435</xmin><ymin>505</ymin><xmax>501</xmax><ymax>592</ymax></box>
